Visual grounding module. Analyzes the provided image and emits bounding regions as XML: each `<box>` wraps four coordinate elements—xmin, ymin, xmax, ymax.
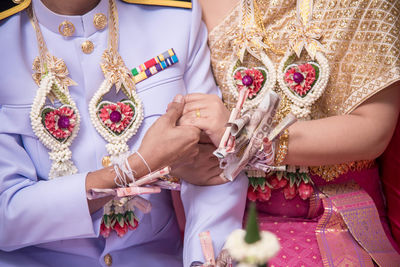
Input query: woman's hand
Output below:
<box><xmin>178</xmin><ymin>93</ymin><xmax>230</xmax><ymax>147</ymax></box>
<box><xmin>137</xmin><ymin>95</ymin><xmax>201</xmax><ymax>171</ymax></box>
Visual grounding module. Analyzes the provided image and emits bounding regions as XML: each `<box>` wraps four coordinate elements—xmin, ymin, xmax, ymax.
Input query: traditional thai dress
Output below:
<box><xmin>208</xmin><ymin>0</ymin><xmax>400</xmax><ymax>266</ymax></box>
<box><xmin>381</xmin><ymin>116</ymin><xmax>400</xmax><ymax>248</ymax></box>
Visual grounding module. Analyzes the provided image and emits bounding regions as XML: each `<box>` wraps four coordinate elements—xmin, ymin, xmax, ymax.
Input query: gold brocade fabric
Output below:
<box><xmin>208</xmin><ymin>0</ymin><xmax>400</xmax><ymax>180</ymax></box>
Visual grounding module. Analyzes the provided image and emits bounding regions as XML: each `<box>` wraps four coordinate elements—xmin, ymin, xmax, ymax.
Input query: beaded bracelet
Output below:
<box><xmin>274</xmin><ymin>129</ymin><xmax>289</xmax><ymax>166</ymax></box>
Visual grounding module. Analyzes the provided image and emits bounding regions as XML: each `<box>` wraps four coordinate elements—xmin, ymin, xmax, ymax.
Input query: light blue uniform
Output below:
<box><xmin>0</xmin><ymin>0</ymin><xmax>248</xmax><ymax>266</ymax></box>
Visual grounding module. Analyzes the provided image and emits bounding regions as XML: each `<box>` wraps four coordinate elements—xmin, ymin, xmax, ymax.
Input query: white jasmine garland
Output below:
<box><xmin>30</xmin><ymin>73</ymin><xmax>80</xmax><ymax>178</ymax></box>
<box><xmin>278</xmin><ymin>50</ymin><xmax>330</xmax><ymax>119</ymax></box>
<box><xmin>225</xmin><ymin>229</ymin><xmax>280</xmax><ymax>265</ymax></box>
<box><xmin>227</xmin><ymin>51</ymin><xmax>277</xmax><ymax>111</ymax></box>
<box><xmin>88</xmin><ymin>78</ymin><xmax>144</xmax><ymax>162</ymax></box>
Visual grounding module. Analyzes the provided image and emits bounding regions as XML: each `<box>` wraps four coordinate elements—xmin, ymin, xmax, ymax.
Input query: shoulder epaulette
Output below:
<box><xmin>0</xmin><ymin>0</ymin><xmax>31</xmax><ymax>21</ymax></box>
<box><xmin>121</xmin><ymin>0</ymin><xmax>191</xmax><ymax>9</ymax></box>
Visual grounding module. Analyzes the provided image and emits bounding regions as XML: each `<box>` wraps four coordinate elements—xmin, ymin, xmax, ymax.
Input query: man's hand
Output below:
<box><xmin>137</xmin><ymin>95</ymin><xmax>201</xmax><ymax>171</ymax></box>
<box><xmin>171</xmin><ymin>143</ymin><xmax>228</xmax><ymax>186</ymax></box>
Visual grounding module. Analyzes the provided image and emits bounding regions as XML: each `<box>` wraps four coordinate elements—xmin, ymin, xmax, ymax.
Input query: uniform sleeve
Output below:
<box><xmin>0</xmin><ymin>109</ymin><xmax>100</xmax><ymax>251</ymax></box>
<box><xmin>180</xmin><ymin>1</ymin><xmax>247</xmax><ymax>265</ymax></box>
<box><xmin>181</xmin><ymin>175</ymin><xmax>248</xmax><ymax>266</ymax></box>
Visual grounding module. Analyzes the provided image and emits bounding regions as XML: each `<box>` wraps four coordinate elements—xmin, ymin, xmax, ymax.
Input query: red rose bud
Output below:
<box><xmin>298</xmin><ymin>182</ymin><xmax>314</xmax><ymax>200</ymax></box>
<box><xmin>247</xmin><ymin>187</ymin><xmax>258</xmax><ymax>202</ymax></box>
<box><xmin>114</xmin><ymin>221</ymin><xmax>128</xmax><ymax>237</ymax></box>
<box><xmin>256</xmin><ymin>186</ymin><xmax>271</xmax><ymax>202</ymax></box>
<box><xmin>128</xmin><ymin>218</ymin><xmax>139</xmax><ymax>231</ymax></box>
<box><xmin>268</xmin><ymin>177</ymin><xmax>280</xmax><ymax>189</ymax></box>
<box><xmin>283</xmin><ymin>184</ymin><xmax>297</xmax><ymax>200</ymax></box>
<box><xmin>100</xmin><ymin>222</ymin><xmax>111</xmax><ymax>238</ymax></box>
<box><xmin>278</xmin><ymin>178</ymin><xmax>288</xmax><ymax>188</ymax></box>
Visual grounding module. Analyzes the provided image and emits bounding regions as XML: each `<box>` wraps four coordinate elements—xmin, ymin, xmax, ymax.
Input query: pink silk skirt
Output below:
<box><xmin>253</xmin><ymin>167</ymin><xmax>400</xmax><ymax>267</ymax></box>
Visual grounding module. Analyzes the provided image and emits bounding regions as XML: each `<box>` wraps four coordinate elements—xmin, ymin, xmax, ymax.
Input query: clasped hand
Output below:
<box><xmin>138</xmin><ymin>94</ymin><xmax>229</xmax><ymax>186</ymax></box>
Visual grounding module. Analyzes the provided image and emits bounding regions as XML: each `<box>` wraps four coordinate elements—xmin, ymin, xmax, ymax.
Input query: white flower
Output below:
<box><xmin>237</xmin><ymin>263</ymin><xmax>257</xmax><ymax>267</ymax></box>
<box><xmin>225</xmin><ymin>229</ymin><xmax>280</xmax><ymax>265</ymax></box>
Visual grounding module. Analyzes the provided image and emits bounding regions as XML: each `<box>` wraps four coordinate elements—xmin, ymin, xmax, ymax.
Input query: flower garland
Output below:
<box><xmin>277</xmin><ymin>0</ymin><xmax>330</xmax><ymax>119</ymax></box>
<box><xmin>89</xmin><ymin>0</ymin><xmax>143</xmax><ymax>159</ymax></box>
<box><xmin>277</xmin><ymin>50</ymin><xmax>329</xmax><ymax>118</ymax></box>
<box><xmin>246</xmin><ymin>170</ymin><xmax>314</xmax><ymax>202</ymax></box>
<box><xmin>30</xmin><ymin>70</ymin><xmax>80</xmax><ymax>178</ymax></box>
<box><xmin>89</xmin><ymin>77</ymin><xmax>143</xmax><ymax>157</ymax></box>
<box><xmin>28</xmin><ymin>0</ymin><xmax>145</xmax><ymax>238</ymax></box>
<box><xmin>28</xmin><ymin>4</ymin><xmax>81</xmax><ymax>178</ymax></box>
<box><xmin>227</xmin><ymin>0</ymin><xmax>277</xmax><ymax>111</ymax></box>
<box><xmin>89</xmin><ymin>0</ymin><xmax>144</xmax><ymax>238</ymax></box>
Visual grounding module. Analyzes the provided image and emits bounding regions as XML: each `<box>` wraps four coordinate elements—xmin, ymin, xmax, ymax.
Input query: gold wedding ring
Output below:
<box><xmin>195</xmin><ymin>109</ymin><xmax>201</xmax><ymax>118</ymax></box>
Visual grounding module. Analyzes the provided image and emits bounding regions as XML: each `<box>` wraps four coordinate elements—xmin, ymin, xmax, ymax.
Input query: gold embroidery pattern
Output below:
<box><xmin>208</xmin><ymin>0</ymin><xmax>400</xmax><ymax>181</ymax></box>
<box><xmin>309</xmin><ymin>160</ymin><xmax>376</xmax><ymax>182</ymax></box>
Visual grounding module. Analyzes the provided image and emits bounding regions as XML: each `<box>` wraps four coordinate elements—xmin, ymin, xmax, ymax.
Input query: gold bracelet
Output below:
<box><xmin>275</xmin><ymin>129</ymin><xmax>289</xmax><ymax>165</ymax></box>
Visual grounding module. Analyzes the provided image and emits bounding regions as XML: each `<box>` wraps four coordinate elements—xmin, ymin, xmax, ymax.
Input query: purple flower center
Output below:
<box><xmin>242</xmin><ymin>75</ymin><xmax>253</xmax><ymax>86</ymax></box>
<box><xmin>293</xmin><ymin>72</ymin><xmax>304</xmax><ymax>84</ymax></box>
<box><xmin>110</xmin><ymin>110</ymin><xmax>122</xmax><ymax>123</ymax></box>
<box><xmin>58</xmin><ymin>116</ymin><xmax>70</xmax><ymax>129</ymax></box>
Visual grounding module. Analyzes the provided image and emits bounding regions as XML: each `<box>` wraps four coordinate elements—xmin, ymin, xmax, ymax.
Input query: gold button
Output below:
<box><xmin>93</xmin><ymin>13</ymin><xmax>107</xmax><ymax>30</ymax></box>
<box><xmin>102</xmin><ymin>156</ymin><xmax>111</xmax><ymax>167</ymax></box>
<box><xmin>81</xmin><ymin>40</ymin><xmax>94</xmax><ymax>54</ymax></box>
<box><xmin>58</xmin><ymin>20</ymin><xmax>75</xmax><ymax>37</ymax></box>
<box><xmin>104</xmin><ymin>253</ymin><xmax>112</xmax><ymax>266</ymax></box>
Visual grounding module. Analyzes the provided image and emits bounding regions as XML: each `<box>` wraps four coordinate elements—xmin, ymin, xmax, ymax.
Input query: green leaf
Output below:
<box><xmin>295</xmin><ymin>174</ymin><xmax>302</xmax><ymax>186</ymax></box>
<box><xmin>283</xmin><ymin>54</ymin><xmax>296</xmax><ymax>71</ymax></box>
<box><xmin>103</xmin><ymin>215</ymin><xmax>110</xmax><ymax>227</ymax></box>
<box><xmin>244</xmin><ymin>203</ymin><xmax>261</xmax><ymax>244</ymax></box>
<box><xmin>310</xmin><ymin>62</ymin><xmax>320</xmax><ymax>88</ymax></box>
<box><xmin>248</xmin><ymin>177</ymin><xmax>266</xmax><ymax>190</ymax></box>
<box><xmin>288</xmin><ymin>173</ymin><xmax>296</xmax><ymax>187</ymax></box>
<box><xmin>125</xmin><ymin>211</ymin><xmax>135</xmax><ymax>226</ymax></box>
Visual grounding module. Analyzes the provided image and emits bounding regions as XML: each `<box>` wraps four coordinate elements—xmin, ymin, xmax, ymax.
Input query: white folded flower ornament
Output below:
<box><xmin>225</xmin><ymin>203</ymin><xmax>280</xmax><ymax>267</ymax></box>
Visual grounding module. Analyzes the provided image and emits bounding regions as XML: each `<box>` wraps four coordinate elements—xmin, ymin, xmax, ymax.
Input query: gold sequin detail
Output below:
<box><xmin>310</xmin><ymin>160</ymin><xmax>376</xmax><ymax>181</ymax></box>
<box><xmin>208</xmin><ymin>0</ymin><xmax>400</xmax><ymax>181</ymax></box>
<box><xmin>275</xmin><ymin>128</ymin><xmax>289</xmax><ymax>165</ymax></box>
